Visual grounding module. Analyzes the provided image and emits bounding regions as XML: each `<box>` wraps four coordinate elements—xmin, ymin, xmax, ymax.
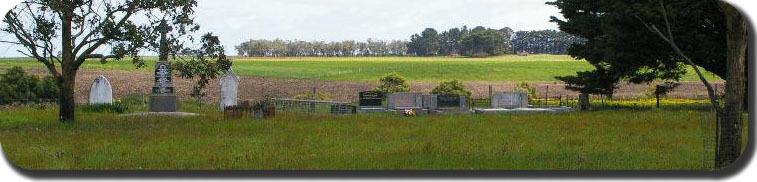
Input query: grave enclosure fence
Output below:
<box><xmin>0</xmin><ymin>83</ymin><xmax>717</xmax><ymax>112</ymax></box>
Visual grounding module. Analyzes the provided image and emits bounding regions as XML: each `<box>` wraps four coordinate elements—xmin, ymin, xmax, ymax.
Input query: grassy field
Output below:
<box><xmin>0</xmin><ymin>55</ymin><xmax>722</xmax><ymax>82</ymax></box>
<box><xmin>0</xmin><ymin>103</ymin><xmax>718</xmax><ymax>170</ymax></box>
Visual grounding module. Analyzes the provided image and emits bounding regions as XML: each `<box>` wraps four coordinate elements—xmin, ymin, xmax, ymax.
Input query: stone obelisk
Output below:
<box><xmin>149</xmin><ymin>20</ymin><xmax>179</xmax><ymax>112</ymax></box>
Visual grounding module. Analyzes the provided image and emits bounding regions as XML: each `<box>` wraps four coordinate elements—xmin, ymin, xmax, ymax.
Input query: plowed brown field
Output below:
<box><xmin>17</xmin><ymin>68</ymin><xmax>722</xmax><ymax>104</ymax></box>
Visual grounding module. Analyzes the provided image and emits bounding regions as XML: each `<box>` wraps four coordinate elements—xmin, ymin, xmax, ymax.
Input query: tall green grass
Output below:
<box><xmin>0</xmin><ymin>106</ymin><xmax>717</xmax><ymax>170</ymax></box>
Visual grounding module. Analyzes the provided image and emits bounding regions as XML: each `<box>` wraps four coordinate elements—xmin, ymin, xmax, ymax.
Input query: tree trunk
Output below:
<box><xmin>656</xmin><ymin>93</ymin><xmax>661</xmax><ymax>108</ymax></box>
<box><xmin>717</xmin><ymin>2</ymin><xmax>747</xmax><ymax>168</ymax></box>
<box><xmin>58</xmin><ymin>74</ymin><xmax>76</xmax><ymax>122</ymax></box>
<box><xmin>58</xmin><ymin>10</ymin><xmax>75</xmax><ymax>122</ymax></box>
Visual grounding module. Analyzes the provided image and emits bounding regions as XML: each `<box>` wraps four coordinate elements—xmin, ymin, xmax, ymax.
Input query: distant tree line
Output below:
<box><xmin>408</xmin><ymin>26</ymin><xmax>514</xmax><ymax>57</ymax></box>
<box><xmin>511</xmin><ymin>30</ymin><xmax>584</xmax><ymax>55</ymax></box>
<box><xmin>235</xmin><ymin>26</ymin><xmax>582</xmax><ymax>57</ymax></box>
<box><xmin>234</xmin><ymin>39</ymin><xmax>409</xmax><ymax>57</ymax></box>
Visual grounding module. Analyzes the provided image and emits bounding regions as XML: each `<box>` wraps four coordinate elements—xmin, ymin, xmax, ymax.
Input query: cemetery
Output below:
<box><xmin>0</xmin><ymin>0</ymin><xmax>747</xmax><ymax>172</ymax></box>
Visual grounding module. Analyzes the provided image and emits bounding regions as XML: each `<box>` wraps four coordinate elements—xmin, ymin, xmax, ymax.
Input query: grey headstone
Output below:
<box><xmin>387</xmin><ymin>92</ymin><xmax>423</xmax><ymax>109</ymax></box>
<box><xmin>492</xmin><ymin>92</ymin><xmax>529</xmax><ymax>109</ymax></box>
<box><xmin>88</xmin><ymin>75</ymin><xmax>113</xmax><ymax>104</ymax></box>
<box><xmin>422</xmin><ymin>94</ymin><xmax>438</xmax><ymax>110</ymax></box>
<box><xmin>220</xmin><ymin>69</ymin><xmax>240</xmax><ymax>109</ymax></box>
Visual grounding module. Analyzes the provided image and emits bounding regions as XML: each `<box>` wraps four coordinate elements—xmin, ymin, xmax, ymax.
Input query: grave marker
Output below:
<box><xmin>358</xmin><ymin>91</ymin><xmax>383</xmax><ymax>107</ymax></box>
<box><xmin>220</xmin><ymin>69</ymin><xmax>240</xmax><ymax>109</ymax></box>
<box><xmin>437</xmin><ymin>94</ymin><xmax>466</xmax><ymax>108</ymax></box>
<box><xmin>422</xmin><ymin>94</ymin><xmax>437</xmax><ymax>110</ymax></box>
<box><xmin>149</xmin><ymin>20</ymin><xmax>179</xmax><ymax>112</ymax></box>
<box><xmin>387</xmin><ymin>92</ymin><xmax>423</xmax><ymax>109</ymax></box>
<box><xmin>491</xmin><ymin>92</ymin><xmax>529</xmax><ymax>109</ymax></box>
<box><xmin>88</xmin><ymin>75</ymin><xmax>113</xmax><ymax>104</ymax></box>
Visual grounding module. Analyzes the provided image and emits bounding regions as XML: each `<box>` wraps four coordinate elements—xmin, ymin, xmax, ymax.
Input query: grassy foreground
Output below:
<box><xmin>1</xmin><ymin>106</ymin><xmax>713</xmax><ymax>170</ymax></box>
<box><xmin>0</xmin><ymin>55</ymin><xmax>722</xmax><ymax>82</ymax></box>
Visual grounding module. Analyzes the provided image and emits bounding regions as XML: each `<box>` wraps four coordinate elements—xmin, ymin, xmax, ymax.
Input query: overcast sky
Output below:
<box><xmin>0</xmin><ymin>0</ymin><xmax>562</xmax><ymax>57</ymax></box>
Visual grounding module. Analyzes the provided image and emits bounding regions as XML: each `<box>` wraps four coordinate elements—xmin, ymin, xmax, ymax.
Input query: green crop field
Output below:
<box><xmin>0</xmin><ymin>55</ymin><xmax>722</xmax><ymax>82</ymax></box>
<box><xmin>0</xmin><ymin>104</ymin><xmax>720</xmax><ymax>170</ymax></box>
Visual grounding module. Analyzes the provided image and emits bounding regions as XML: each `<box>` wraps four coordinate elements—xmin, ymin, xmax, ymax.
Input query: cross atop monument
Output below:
<box><xmin>157</xmin><ymin>19</ymin><xmax>173</xmax><ymax>34</ymax></box>
<box><xmin>149</xmin><ymin>19</ymin><xmax>179</xmax><ymax>112</ymax></box>
<box><xmin>157</xmin><ymin>19</ymin><xmax>172</xmax><ymax>62</ymax></box>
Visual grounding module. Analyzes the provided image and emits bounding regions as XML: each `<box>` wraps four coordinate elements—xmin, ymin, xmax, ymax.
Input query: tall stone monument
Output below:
<box><xmin>149</xmin><ymin>20</ymin><xmax>179</xmax><ymax>112</ymax></box>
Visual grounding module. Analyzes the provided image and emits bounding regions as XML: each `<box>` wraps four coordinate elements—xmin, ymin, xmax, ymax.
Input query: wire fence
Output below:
<box><xmin>2</xmin><ymin>83</ymin><xmax>717</xmax><ymax>111</ymax></box>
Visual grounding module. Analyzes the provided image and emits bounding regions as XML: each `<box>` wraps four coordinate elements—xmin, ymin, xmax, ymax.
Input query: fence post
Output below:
<box><xmin>488</xmin><ymin>85</ymin><xmax>493</xmax><ymax>99</ymax></box>
<box><xmin>260</xmin><ymin>87</ymin><xmax>264</xmax><ymax>100</ymax></box>
<box><xmin>310</xmin><ymin>87</ymin><xmax>317</xmax><ymax>112</ymax></box>
<box><xmin>545</xmin><ymin>86</ymin><xmax>549</xmax><ymax>106</ymax></box>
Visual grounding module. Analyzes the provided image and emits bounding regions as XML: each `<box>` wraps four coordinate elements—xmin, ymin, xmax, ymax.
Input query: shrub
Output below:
<box><xmin>293</xmin><ymin>91</ymin><xmax>332</xmax><ymax>101</ymax></box>
<box><xmin>80</xmin><ymin>101</ymin><xmax>129</xmax><ymax>113</ymax></box>
<box><xmin>374</xmin><ymin>72</ymin><xmax>410</xmax><ymax>95</ymax></box>
<box><xmin>514</xmin><ymin>82</ymin><xmax>538</xmax><ymax>99</ymax></box>
<box><xmin>37</xmin><ymin>76</ymin><xmax>58</xmax><ymax>100</ymax></box>
<box><xmin>0</xmin><ymin>66</ymin><xmax>58</xmax><ymax>104</ymax></box>
<box><xmin>431</xmin><ymin>80</ymin><xmax>472</xmax><ymax>98</ymax></box>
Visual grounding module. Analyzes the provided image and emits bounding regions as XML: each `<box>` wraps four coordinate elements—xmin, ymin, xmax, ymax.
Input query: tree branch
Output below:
<box><xmin>4</xmin><ymin>10</ymin><xmax>61</xmax><ymax>78</ymax></box>
<box><xmin>72</xmin><ymin>1</ymin><xmax>134</xmax><ymax>55</ymax></box>
<box><xmin>74</xmin><ymin>3</ymin><xmax>137</xmax><ymax>69</ymax></box>
<box><xmin>634</xmin><ymin>13</ymin><xmax>723</xmax><ymax>114</ymax></box>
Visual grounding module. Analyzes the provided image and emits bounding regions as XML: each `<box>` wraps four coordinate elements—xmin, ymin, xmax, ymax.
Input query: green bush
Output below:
<box><xmin>431</xmin><ymin>80</ymin><xmax>472</xmax><ymax>98</ymax></box>
<box><xmin>80</xmin><ymin>101</ymin><xmax>130</xmax><ymax>113</ymax></box>
<box><xmin>293</xmin><ymin>91</ymin><xmax>332</xmax><ymax>101</ymax></box>
<box><xmin>514</xmin><ymin>82</ymin><xmax>538</xmax><ymax>99</ymax></box>
<box><xmin>374</xmin><ymin>72</ymin><xmax>410</xmax><ymax>95</ymax></box>
<box><xmin>0</xmin><ymin>66</ymin><xmax>58</xmax><ymax>104</ymax></box>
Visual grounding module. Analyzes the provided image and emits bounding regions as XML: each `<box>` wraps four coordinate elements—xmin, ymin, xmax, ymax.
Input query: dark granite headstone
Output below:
<box><xmin>437</xmin><ymin>94</ymin><xmax>462</xmax><ymax>108</ymax></box>
<box><xmin>359</xmin><ymin>91</ymin><xmax>383</xmax><ymax>107</ymax></box>
<box><xmin>330</xmin><ymin>104</ymin><xmax>357</xmax><ymax>114</ymax></box>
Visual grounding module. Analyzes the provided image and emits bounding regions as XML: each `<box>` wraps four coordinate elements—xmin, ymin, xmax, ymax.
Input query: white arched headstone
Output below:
<box><xmin>88</xmin><ymin>75</ymin><xmax>113</xmax><ymax>104</ymax></box>
<box><xmin>220</xmin><ymin>69</ymin><xmax>240</xmax><ymax>109</ymax></box>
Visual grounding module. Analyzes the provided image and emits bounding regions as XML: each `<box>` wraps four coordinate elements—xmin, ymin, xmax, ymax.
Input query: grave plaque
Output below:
<box><xmin>359</xmin><ymin>91</ymin><xmax>383</xmax><ymax>107</ymax></box>
<box><xmin>422</xmin><ymin>94</ymin><xmax>438</xmax><ymax>110</ymax></box>
<box><xmin>88</xmin><ymin>75</ymin><xmax>113</xmax><ymax>105</ymax></box>
<box><xmin>149</xmin><ymin>20</ymin><xmax>179</xmax><ymax>112</ymax></box>
<box><xmin>437</xmin><ymin>94</ymin><xmax>463</xmax><ymax>108</ymax></box>
<box><xmin>152</xmin><ymin>63</ymin><xmax>174</xmax><ymax>94</ymax></box>
<box><xmin>492</xmin><ymin>92</ymin><xmax>529</xmax><ymax>109</ymax></box>
<box><xmin>387</xmin><ymin>92</ymin><xmax>423</xmax><ymax>109</ymax></box>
